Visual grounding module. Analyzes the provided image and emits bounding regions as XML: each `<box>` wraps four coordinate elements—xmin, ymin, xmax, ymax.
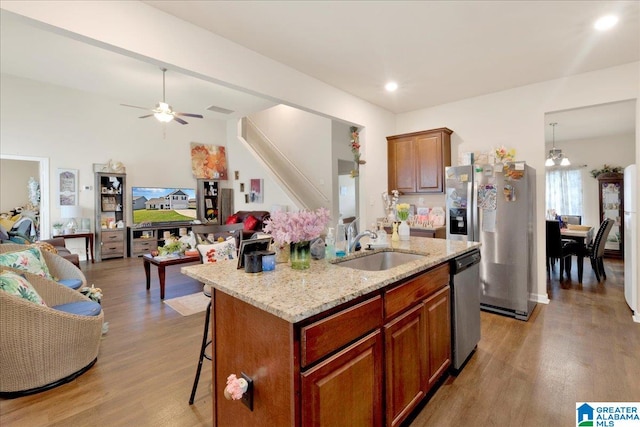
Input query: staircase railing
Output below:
<box><xmin>240</xmin><ymin>117</ymin><xmax>329</xmax><ymax>210</ymax></box>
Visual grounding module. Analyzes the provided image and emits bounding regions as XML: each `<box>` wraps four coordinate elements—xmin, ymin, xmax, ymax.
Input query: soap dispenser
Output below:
<box><xmin>335</xmin><ymin>217</ymin><xmax>347</xmax><ymax>257</ymax></box>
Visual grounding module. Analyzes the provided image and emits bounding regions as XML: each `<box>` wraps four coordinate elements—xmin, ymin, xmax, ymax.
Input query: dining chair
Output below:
<box><xmin>560</xmin><ymin>215</ymin><xmax>582</xmax><ymax>225</ymax></box>
<box><xmin>546</xmin><ymin>220</ymin><xmax>579</xmax><ymax>280</ymax></box>
<box><xmin>586</xmin><ymin>218</ymin><xmax>614</xmax><ymax>282</ymax></box>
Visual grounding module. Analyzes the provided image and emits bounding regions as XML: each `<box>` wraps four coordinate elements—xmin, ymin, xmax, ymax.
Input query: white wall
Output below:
<box><xmin>0</xmin><ymin>73</ymin><xmax>227</xmax><ymax>257</ymax></box>
<box><xmin>396</xmin><ymin>62</ymin><xmax>639</xmax><ymax>303</ymax></box>
<box><xmin>0</xmin><ymin>159</ymin><xmax>38</xmax><ymax>212</ymax></box>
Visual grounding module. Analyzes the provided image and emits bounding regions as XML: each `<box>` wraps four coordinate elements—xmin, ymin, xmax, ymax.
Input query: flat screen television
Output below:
<box><xmin>131</xmin><ymin>187</ymin><xmax>197</xmax><ymax>226</ymax></box>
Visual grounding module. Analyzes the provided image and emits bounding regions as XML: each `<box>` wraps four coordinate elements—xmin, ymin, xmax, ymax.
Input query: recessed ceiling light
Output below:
<box><xmin>594</xmin><ymin>15</ymin><xmax>619</xmax><ymax>31</ymax></box>
<box><xmin>385</xmin><ymin>81</ymin><xmax>398</xmax><ymax>92</ymax></box>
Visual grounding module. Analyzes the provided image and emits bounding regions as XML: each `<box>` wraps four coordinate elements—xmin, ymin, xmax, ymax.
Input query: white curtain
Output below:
<box><xmin>546</xmin><ymin>168</ymin><xmax>583</xmax><ymax>216</ymax></box>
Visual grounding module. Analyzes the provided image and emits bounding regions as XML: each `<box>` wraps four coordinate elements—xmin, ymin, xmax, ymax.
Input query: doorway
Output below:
<box><xmin>0</xmin><ymin>154</ymin><xmax>50</xmax><ymax>239</ymax></box>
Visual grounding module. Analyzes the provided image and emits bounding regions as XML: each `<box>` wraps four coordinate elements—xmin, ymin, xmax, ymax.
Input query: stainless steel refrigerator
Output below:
<box><xmin>445</xmin><ymin>162</ymin><xmax>537</xmax><ymax>320</ymax></box>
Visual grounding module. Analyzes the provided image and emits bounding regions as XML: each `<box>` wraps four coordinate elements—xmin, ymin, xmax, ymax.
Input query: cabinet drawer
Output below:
<box><xmin>101</xmin><ymin>241</ymin><xmax>124</xmax><ymax>256</ymax></box>
<box><xmin>102</xmin><ymin>231</ymin><xmax>124</xmax><ymax>242</ymax></box>
<box><xmin>385</xmin><ymin>263</ymin><xmax>449</xmax><ymax>319</ymax></box>
<box><xmin>301</xmin><ymin>295</ymin><xmax>383</xmax><ymax>367</ymax></box>
<box><xmin>133</xmin><ymin>240</ymin><xmax>156</xmax><ymax>251</ymax></box>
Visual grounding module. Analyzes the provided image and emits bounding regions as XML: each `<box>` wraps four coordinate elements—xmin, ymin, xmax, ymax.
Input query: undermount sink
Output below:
<box><xmin>333</xmin><ymin>251</ymin><xmax>425</xmax><ymax>271</ymax></box>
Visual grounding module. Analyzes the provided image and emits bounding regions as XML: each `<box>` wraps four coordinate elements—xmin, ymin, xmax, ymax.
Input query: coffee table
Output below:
<box><xmin>143</xmin><ymin>253</ymin><xmax>201</xmax><ymax>299</ymax></box>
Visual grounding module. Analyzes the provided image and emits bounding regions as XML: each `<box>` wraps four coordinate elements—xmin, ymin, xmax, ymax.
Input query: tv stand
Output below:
<box><xmin>128</xmin><ymin>224</ymin><xmax>193</xmax><ymax>257</ymax></box>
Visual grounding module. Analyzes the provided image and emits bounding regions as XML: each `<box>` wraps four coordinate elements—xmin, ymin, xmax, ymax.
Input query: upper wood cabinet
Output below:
<box><xmin>387</xmin><ymin>128</ymin><xmax>452</xmax><ymax>194</ymax></box>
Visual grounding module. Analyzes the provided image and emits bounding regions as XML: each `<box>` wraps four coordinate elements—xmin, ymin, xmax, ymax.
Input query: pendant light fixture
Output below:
<box><xmin>545</xmin><ymin>122</ymin><xmax>570</xmax><ymax>167</ymax></box>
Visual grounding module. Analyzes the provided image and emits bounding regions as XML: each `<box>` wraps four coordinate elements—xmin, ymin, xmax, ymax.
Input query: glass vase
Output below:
<box><xmin>274</xmin><ymin>244</ymin><xmax>290</xmax><ymax>264</ymax></box>
<box><xmin>290</xmin><ymin>241</ymin><xmax>311</xmax><ymax>270</ymax></box>
<box><xmin>398</xmin><ymin>220</ymin><xmax>410</xmax><ymax>241</ymax></box>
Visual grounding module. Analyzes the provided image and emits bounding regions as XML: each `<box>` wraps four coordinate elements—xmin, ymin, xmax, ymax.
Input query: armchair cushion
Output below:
<box><xmin>58</xmin><ymin>278</ymin><xmax>83</xmax><ymax>290</ymax></box>
<box><xmin>0</xmin><ymin>270</ymin><xmax>46</xmax><ymax>306</ymax></box>
<box><xmin>52</xmin><ymin>301</ymin><xmax>102</xmax><ymax>316</ymax></box>
<box><xmin>0</xmin><ymin>247</ymin><xmax>52</xmax><ymax>279</ymax></box>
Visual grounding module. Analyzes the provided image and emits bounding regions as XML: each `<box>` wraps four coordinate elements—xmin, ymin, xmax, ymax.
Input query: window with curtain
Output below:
<box><xmin>546</xmin><ymin>168</ymin><xmax>583</xmax><ymax>216</ymax></box>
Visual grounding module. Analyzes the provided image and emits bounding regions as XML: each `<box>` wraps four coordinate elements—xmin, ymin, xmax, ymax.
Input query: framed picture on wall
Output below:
<box><xmin>57</xmin><ymin>168</ymin><xmax>78</xmax><ymax>206</ymax></box>
<box><xmin>250</xmin><ymin>179</ymin><xmax>264</xmax><ymax>203</ymax></box>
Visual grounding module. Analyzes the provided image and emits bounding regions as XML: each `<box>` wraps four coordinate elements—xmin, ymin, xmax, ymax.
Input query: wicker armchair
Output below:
<box><xmin>0</xmin><ymin>268</ymin><xmax>104</xmax><ymax>397</ymax></box>
<box><xmin>0</xmin><ymin>243</ymin><xmax>86</xmax><ymax>288</ymax></box>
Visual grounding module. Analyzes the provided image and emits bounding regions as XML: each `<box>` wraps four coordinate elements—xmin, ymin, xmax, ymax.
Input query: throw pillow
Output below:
<box><xmin>0</xmin><ymin>270</ymin><xmax>47</xmax><ymax>306</ymax></box>
<box><xmin>198</xmin><ymin>238</ymin><xmax>237</xmax><ymax>263</ymax></box>
<box><xmin>225</xmin><ymin>214</ymin><xmax>240</xmax><ymax>225</ymax></box>
<box><xmin>0</xmin><ymin>217</ymin><xmax>16</xmax><ymax>231</ymax></box>
<box><xmin>243</xmin><ymin>215</ymin><xmax>259</xmax><ymax>232</ymax></box>
<box><xmin>32</xmin><ymin>241</ymin><xmax>58</xmax><ymax>254</ymax></box>
<box><xmin>0</xmin><ymin>247</ymin><xmax>52</xmax><ymax>279</ymax></box>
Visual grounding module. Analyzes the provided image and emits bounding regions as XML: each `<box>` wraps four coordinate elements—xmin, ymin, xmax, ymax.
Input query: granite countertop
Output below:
<box><xmin>181</xmin><ymin>237</ymin><xmax>480</xmax><ymax>324</ymax></box>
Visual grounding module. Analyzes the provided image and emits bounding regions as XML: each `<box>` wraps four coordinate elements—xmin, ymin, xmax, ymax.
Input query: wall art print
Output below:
<box><xmin>250</xmin><ymin>179</ymin><xmax>263</xmax><ymax>203</ymax></box>
<box><xmin>57</xmin><ymin>168</ymin><xmax>78</xmax><ymax>206</ymax></box>
<box><xmin>190</xmin><ymin>142</ymin><xmax>228</xmax><ymax>180</ymax></box>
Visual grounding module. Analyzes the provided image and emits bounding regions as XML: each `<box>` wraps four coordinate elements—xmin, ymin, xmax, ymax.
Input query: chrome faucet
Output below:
<box><xmin>346</xmin><ymin>218</ymin><xmax>377</xmax><ymax>254</ymax></box>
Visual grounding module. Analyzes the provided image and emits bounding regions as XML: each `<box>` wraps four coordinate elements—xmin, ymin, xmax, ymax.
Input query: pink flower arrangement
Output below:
<box><xmin>225</xmin><ymin>374</ymin><xmax>248</xmax><ymax>400</ymax></box>
<box><xmin>263</xmin><ymin>208</ymin><xmax>331</xmax><ymax>244</ymax></box>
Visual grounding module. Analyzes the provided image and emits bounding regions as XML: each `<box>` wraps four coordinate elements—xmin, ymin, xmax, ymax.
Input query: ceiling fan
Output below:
<box><xmin>121</xmin><ymin>67</ymin><xmax>203</xmax><ymax>125</ymax></box>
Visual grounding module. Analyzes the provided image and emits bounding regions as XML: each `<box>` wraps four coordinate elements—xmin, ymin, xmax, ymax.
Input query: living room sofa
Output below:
<box><xmin>226</xmin><ymin>210</ymin><xmax>270</xmax><ymax>240</ymax></box>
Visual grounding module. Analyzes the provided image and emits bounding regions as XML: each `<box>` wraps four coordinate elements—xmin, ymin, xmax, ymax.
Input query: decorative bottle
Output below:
<box><xmin>391</xmin><ymin>222</ymin><xmax>400</xmax><ymax>242</ymax></box>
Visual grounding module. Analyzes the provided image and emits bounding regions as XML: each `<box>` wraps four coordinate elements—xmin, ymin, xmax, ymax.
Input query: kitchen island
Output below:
<box><xmin>182</xmin><ymin>237</ymin><xmax>480</xmax><ymax>426</ymax></box>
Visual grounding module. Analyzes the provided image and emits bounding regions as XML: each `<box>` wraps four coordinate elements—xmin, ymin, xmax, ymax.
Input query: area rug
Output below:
<box><xmin>164</xmin><ymin>292</ymin><xmax>209</xmax><ymax>316</ymax></box>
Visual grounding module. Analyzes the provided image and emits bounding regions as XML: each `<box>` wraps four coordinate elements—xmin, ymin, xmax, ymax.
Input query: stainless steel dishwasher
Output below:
<box><xmin>450</xmin><ymin>249</ymin><xmax>481</xmax><ymax>372</ymax></box>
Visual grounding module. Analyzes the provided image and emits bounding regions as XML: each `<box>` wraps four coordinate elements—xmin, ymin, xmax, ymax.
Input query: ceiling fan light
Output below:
<box><xmin>560</xmin><ymin>157</ymin><xmax>571</xmax><ymax>166</ymax></box>
<box><xmin>154</xmin><ymin>111</ymin><xmax>174</xmax><ymax>123</ymax></box>
<box><xmin>545</xmin><ymin>157</ymin><xmax>555</xmax><ymax>167</ymax></box>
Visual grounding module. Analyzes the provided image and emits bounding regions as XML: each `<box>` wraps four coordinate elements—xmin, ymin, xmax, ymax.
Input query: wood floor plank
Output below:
<box><xmin>1</xmin><ymin>257</ymin><xmax>637</xmax><ymax>427</ymax></box>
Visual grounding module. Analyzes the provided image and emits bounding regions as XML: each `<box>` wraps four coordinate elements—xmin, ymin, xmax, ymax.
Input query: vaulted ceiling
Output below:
<box><xmin>1</xmin><ymin>1</ymin><xmax>638</xmax><ymax>140</ymax></box>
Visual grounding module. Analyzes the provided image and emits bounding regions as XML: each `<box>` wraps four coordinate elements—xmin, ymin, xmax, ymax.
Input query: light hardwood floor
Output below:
<box><xmin>1</xmin><ymin>257</ymin><xmax>638</xmax><ymax>426</ymax></box>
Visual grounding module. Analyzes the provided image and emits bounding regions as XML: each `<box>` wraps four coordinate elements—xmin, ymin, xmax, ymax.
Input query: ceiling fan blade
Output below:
<box><xmin>174</xmin><ymin>116</ymin><xmax>188</xmax><ymax>125</ymax></box>
<box><xmin>121</xmin><ymin>103</ymin><xmax>152</xmax><ymax>111</ymax></box>
<box><xmin>138</xmin><ymin>114</ymin><xmax>154</xmax><ymax>119</ymax></box>
<box><xmin>175</xmin><ymin>112</ymin><xmax>204</xmax><ymax>118</ymax></box>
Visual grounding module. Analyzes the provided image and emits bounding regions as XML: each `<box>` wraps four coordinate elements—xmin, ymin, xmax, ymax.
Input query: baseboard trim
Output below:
<box><xmin>531</xmin><ymin>293</ymin><xmax>550</xmax><ymax>304</ymax></box>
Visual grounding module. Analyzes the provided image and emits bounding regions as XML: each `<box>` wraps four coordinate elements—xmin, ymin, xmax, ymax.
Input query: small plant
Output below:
<box><xmin>53</xmin><ymin>222</ymin><xmax>64</xmax><ymax>229</ymax></box>
<box><xmin>158</xmin><ymin>236</ymin><xmax>185</xmax><ymax>255</ymax></box>
<box><xmin>590</xmin><ymin>164</ymin><xmax>623</xmax><ymax>178</ymax></box>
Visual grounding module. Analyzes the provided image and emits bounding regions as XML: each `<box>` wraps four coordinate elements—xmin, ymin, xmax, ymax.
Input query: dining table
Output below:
<box><xmin>560</xmin><ymin>226</ymin><xmax>594</xmax><ymax>283</ymax></box>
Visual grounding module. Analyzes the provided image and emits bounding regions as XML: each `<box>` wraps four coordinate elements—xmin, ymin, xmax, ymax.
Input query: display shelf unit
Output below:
<box><xmin>597</xmin><ymin>172</ymin><xmax>624</xmax><ymax>258</ymax></box>
<box><xmin>95</xmin><ymin>172</ymin><xmax>126</xmax><ymax>261</ymax></box>
<box><xmin>128</xmin><ymin>223</ymin><xmax>193</xmax><ymax>257</ymax></box>
<box><xmin>196</xmin><ymin>179</ymin><xmax>220</xmax><ymax>223</ymax></box>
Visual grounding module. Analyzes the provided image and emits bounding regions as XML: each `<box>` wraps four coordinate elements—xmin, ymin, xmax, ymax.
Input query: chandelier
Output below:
<box><xmin>545</xmin><ymin>122</ymin><xmax>570</xmax><ymax>167</ymax></box>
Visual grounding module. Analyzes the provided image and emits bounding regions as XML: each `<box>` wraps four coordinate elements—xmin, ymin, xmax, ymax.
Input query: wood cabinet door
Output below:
<box><xmin>388</xmin><ymin>137</ymin><xmax>416</xmax><ymax>194</ymax></box>
<box><xmin>425</xmin><ymin>285</ymin><xmax>451</xmax><ymax>389</ymax></box>
<box><xmin>415</xmin><ymin>133</ymin><xmax>443</xmax><ymax>193</ymax></box>
<box><xmin>384</xmin><ymin>303</ymin><xmax>427</xmax><ymax>427</ymax></box>
<box><xmin>301</xmin><ymin>330</ymin><xmax>383</xmax><ymax>427</ymax></box>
